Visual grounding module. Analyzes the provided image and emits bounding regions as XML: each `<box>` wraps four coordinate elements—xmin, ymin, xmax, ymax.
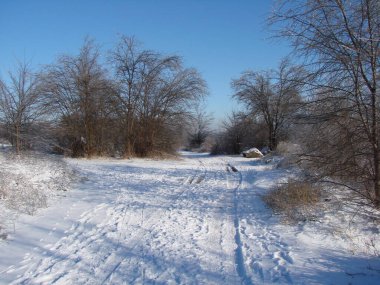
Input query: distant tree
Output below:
<box><xmin>110</xmin><ymin>36</ymin><xmax>207</xmax><ymax>156</ymax></box>
<box><xmin>187</xmin><ymin>105</ymin><xmax>213</xmax><ymax>149</ymax></box>
<box><xmin>232</xmin><ymin>60</ymin><xmax>302</xmax><ymax>150</ymax></box>
<box><xmin>0</xmin><ymin>62</ymin><xmax>47</xmax><ymax>153</ymax></box>
<box><xmin>211</xmin><ymin>112</ymin><xmax>261</xmax><ymax>155</ymax></box>
<box><xmin>223</xmin><ymin>112</ymin><xmax>253</xmax><ymax>154</ymax></box>
<box><xmin>271</xmin><ymin>0</ymin><xmax>380</xmax><ymax>206</ymax></box>
<box><xmin>41</xmin><ymin>39</ymin><xmax>115</xmax><ymax>157</ymax></box>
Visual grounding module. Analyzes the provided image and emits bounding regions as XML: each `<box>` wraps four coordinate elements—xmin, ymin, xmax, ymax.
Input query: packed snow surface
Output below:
<box><xmin>0</xmin><ymin>152</ymin><xmax>379</xmax><ymax>284</ymax></box>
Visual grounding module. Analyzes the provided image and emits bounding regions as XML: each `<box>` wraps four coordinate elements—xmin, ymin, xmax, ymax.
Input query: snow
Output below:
<box><xmin>242</xmin><ymin>148</ymin><xmax>264</xmax><ymax>158</ymax></box>
<box><xmin>0</xmin><ymin>152</ymin><xmax>379</xmax><ymax>284</ymax></box>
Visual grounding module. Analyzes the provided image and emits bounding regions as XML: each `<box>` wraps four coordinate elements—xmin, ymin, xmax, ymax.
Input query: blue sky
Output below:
<box><xmin>0</xmin><ymin>0</ymin><xmax>290</xmax><ymax>123</ymax></box>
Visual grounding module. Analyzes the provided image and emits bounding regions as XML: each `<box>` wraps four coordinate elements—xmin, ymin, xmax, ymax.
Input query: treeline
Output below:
<box><xmin>214</xmin><ymin>0</ymin><xmax>380</xmax><ymax>208</ymax></box>
<box><xmin>0</xmin><ymin>37</ymin><xmax>206</xmax><ymax>157</ymax></box>
<box><xmin>1</xmin><ymin>0</ymin><xmax>379</xmax><ymax>208</ymax></box>
<box><xmin>212</xmin><ymin>59</ymin><xmax>303</xmax><ymax>155</ymax></box>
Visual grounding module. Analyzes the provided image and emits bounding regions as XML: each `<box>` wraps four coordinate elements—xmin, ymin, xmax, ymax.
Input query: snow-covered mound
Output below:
<box><xmin>242</xmin><ymin>147</ymin><xmax>264</xmax><ymax>158</ymax></box>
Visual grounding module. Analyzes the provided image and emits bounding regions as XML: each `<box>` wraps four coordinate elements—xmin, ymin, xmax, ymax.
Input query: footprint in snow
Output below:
<box><xmin>280</xmin><ymin>251</ymin><xmax>294</xmax><ymax>264</ymax></box>
<box><xmin>251</xmin><ymin>261</ymin><xmax>265</xmax><ymax>280</ymax></box>
<box><xmin>272</xmin><ymin>250</ymin><xmax>293</xmax><ymax>264</ymax></box>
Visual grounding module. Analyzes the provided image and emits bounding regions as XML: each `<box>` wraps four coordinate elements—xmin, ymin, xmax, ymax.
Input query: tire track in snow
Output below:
<box><xmin>11</xmin><ymin>163</ymin><xmax>198</xmax><ymax>285</ymax></box>
<box><xmin>100</xmin><ymin>159</ymin><xmax>209</xmax><ymax>284</ymax></box>
<box><xmin>143</xmin><ymin>159</ymin><xmax>209</xmax><ymax>282</ymax></box>
<box><xmin>215</xmin><ymin>161</ymin><xmax>229</xmax><ymax>282</ymax></box>
<box><xmin>226</xmin><ymin>162</ymin><xmax>253</xmax><ymax>285</ymax></box>
<box><xmin>129</xmin><ymin>158</ymin><xmax>239</xmax><ymax>284</ymax></box>
<box><xmin>10</xmin><ymin>202</ymin><xmax>111</xmax><ymax>284</ymax></box>
<box><xmin>9</xmin><ymin>157</ymin><xmax>257</xmax><ymax>284</ymax></box>
<box><xmin>213</xmin><ymin>160</ymin><xmax>240</xmax><ymax>284</ymax></box>
<box><xmin>232</xmin><ymin>163</ymin><xmax>294</xmax><ymax>284</ymax></box>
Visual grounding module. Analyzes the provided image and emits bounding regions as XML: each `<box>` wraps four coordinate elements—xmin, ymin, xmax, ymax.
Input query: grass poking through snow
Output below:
<box><xmin>263</xmin><ymin>180</ymin><xmax>322</xmax><ymax>223</ymax></box>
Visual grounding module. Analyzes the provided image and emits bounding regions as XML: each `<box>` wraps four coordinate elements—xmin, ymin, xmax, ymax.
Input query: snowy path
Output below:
<box><xmin>1</xmin><ymin>153</ymin><xmax>380</xmax><ymax>284</ymax></box>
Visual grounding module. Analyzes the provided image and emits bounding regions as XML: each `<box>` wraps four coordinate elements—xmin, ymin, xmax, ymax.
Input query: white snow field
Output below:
<box><xmin>1</xmin><ymin>152</ymin><xmax>380</xmax><ymax>284</ymax></box>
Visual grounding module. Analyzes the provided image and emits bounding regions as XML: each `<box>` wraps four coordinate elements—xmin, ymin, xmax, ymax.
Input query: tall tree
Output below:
<box><xmin>42</xmin><ymin>39</ymin><xmax>115</xmax><ymax>157</ymax></box>
<box><xmin>187</xmin><ymin>104</ymin><xmax>213</xmax><ymax>149</ymax></box>
<box><xmin>271</xmin><ymin>0</ymin><xmax>380</xmax><ymax>206</ymax></box>
<box><xmin>232</xmin><ymin>60</ymin><xmax>302</xmax><ymax>150</ymax></box>
<box><xmin>0</xmin><ymin>62</ymin><xmax>47</xmax><ymax>153</ymax></box>
<box><xmin>110</xmin><ymin>36</ymin><xmax>207</xmax><ymax>156</ymax></box>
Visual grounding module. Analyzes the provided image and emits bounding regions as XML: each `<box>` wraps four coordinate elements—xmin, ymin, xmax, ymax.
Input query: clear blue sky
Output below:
<box><xmin>0</xmin><ymin>0</ymin><xmax>290</xmax><ymax>123</ymax></box>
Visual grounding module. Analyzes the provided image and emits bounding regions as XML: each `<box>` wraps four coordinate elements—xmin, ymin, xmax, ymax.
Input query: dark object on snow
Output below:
<box><xmin>230</xmin><ymin>165</ymin><xmax>238</xmax><ymax>172</ymax></box>
<box><xmin>71</xmin><ymin>137</ymin><xmax>86</xmax><ymax>157</ymax></box>
<box><xmin>261</xmin><ymin>146</ymin><xmax>271</xmax><ymax>155</ymax></box>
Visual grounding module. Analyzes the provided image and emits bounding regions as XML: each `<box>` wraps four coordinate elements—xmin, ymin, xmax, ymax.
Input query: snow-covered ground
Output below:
<box><xmin>0</xmin><ymin>152</ymin><xmax>379</xmax><ymax>284</ymax></box>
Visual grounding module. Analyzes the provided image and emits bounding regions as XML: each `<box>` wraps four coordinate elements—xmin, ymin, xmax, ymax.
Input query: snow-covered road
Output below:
<box><xmin>1</xmin><ymin>153</ymin><xmax>379</xmax><ymax>284</ymax></box>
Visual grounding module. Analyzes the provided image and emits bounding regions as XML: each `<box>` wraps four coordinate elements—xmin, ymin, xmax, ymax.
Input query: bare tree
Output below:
<box><xmin>211</xmin><ymin>112</ymin><xmax>263</xmax><ymax>155</ymax></box>
<box><xmin>271</xmin><ymin>0</ymin><xmax>380</xmax><ymax>206</ymax></box>
<box><xmin>41</xmin><ymin>39</ymin><xmax>115</xmax><ymax>157</ymax></box>
<box><xmin>187</xmin><ymin>104</ymin><xmax>213</xmax><ymax>149</ymax></box>
<box><xmin>232</xmin><ymin>59</ymin><xmax>302</xmax><ymax>150</ymax></box>
<box><xmin>0</xmin><ymin>62</ymin><xmax>47</xmax><ymax>153</ymax></box>
<box><xmin>110</xmin><ymin>36</ymin><xmax>207</xmax><ymax>156</ymax></box>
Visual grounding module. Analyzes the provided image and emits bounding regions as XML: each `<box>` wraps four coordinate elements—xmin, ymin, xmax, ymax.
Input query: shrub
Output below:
<box><xmin>276</xmin><ymin>141</ymin><xmax>301</xmax><ymax>156</ymax></box>
<box><xmin>5</xmin><ymin>175</ymin><xmax>47</xmax><ymax>215</ymax></box>
<box><xmin>210</xmin><ymin>139</ymin><xmax>225</xmax><ymax>155</ymax></box>
<box><xmin>263</xmin><ymin>180</ymin><xmax>322</xmax><ymax>223</ymax></box>
<box><xmin>0</xmin><ymin>152</ymin><xmax>73</xmax><ymax>214</ymax></box>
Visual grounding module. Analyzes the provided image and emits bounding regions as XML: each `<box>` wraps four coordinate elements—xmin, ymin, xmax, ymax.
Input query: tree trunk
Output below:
<box><xmin>124</xmin><ymin>137</ymin><xmax>134</xmax><ymax>157</ymax></box>
<box><xmin>371</xmin><ymin>82</ymin><xmax>379</xmax><ymax>206</ymax></box>
<box><xmin>15</xmin><ymin>124</ymin><xmax>20</xmax><ymax>154</ymax></box>
<box><xmin>374</xmin><ymin>148</ymin><xmax>380</xmax><ymax>207</ymax></box>
<box><xmin>268</xmin><ymin>125</ymin><xmax>277</xmax><ymax>151</ymax></box>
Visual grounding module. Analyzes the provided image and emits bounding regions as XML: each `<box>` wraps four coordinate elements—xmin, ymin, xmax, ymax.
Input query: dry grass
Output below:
<box><xmin>263</xmin><ymin>180</ymin><xmax>322</xmax><ymax>223</ymax></box>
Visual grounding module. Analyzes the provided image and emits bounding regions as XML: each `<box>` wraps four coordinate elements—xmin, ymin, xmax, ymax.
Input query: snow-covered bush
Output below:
<box><xmin>0</xmin><ymin>152</ymin><xmax>74</xmax><ymax>216</ymax></box>
<box><xmin>4</xmin><ymin>173</ymin><xmax>47</xmax><ymax>215</ymax></box>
